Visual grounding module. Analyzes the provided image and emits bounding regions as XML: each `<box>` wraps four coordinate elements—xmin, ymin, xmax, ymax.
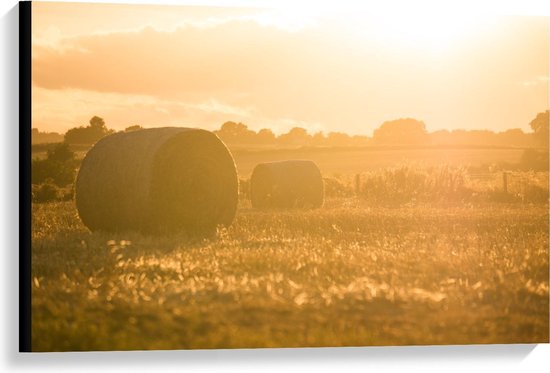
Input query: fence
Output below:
<box><xmin>351</xmin><ymin>170</ymin><xmax>549</xmax><ymax>202</ymax></box>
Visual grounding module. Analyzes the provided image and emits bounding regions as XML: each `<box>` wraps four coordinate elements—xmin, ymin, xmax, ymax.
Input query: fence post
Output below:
<box><xmin>355</xmin><ymin>174</ymin><xmax>361</xmax><ymax>196</ymax></box>
<box><xmin>502</xmin><ymin>172</ymin><xmax>508</xmax><ymax>194</ymax></box>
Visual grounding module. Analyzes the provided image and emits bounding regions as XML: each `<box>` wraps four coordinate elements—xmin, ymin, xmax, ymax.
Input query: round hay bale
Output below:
<box><xmin>250</xmin><ymin>160</ymin><xmax>324</xmax><ymax>209</ymax></box>
<box><xmin>75</xmin><ymin>127</ymin><xmax>238</xmax><ymax>234</ymax></box>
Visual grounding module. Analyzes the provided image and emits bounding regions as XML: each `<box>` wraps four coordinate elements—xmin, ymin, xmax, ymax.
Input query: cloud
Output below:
<box><xmin>32</xmin><ymin>20</ymin><xmax>326</xmax><ymax>97</ymax></box>
<box><xmin>191</xmin><ymin>99</ymin><xmax>255</xmax><ymax>117</ymax></box>
<box><xmin>31</xmin><ymin>3</ymin><xmax>316</xmax><ymax>49</ymax></box>
<box><xmin>32</xmin><ymin>85</ymin><xmax>252</xmax><ymax>131</ymax></box>
<box><xmin>31</xmin><ymin>14</ymin><xmax>549</xmax><ymax>134</ymax></box>
<box><xmin>31</xmin><ymin>85</ymin><xmax>322</xmax><ymax>134</ymax></box>
<box><xmin>31</xmin><ymin>20</ymin><xmax>360</xmax><ymax>129</ymax></box>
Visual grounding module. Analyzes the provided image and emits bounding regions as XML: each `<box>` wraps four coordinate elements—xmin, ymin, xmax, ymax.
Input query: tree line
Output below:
<box><xmin>213</xmin><ymin>115</ymin><xmax>548</xmax><ymax>148</ymax></box>
<box><xmin>32</xmin><ymin>111</ymin><xmax>549</xmax><ymax>149</ymax></box>
<box><xmin>31</xmin><ymin>111</ymin><xmax>548</xmax><ymax>202</ymax></box>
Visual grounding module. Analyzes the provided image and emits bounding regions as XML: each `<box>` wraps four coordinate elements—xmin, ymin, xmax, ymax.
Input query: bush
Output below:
<box><xmin>519</xmin><ymin>149</ymin><xmax>549</xmax><ymax>171</ymax></box>
<box><xmin>32</xmin><ymin>142</ymin><xmax>77</xmax><ymax>186</ymax></box>
<box><xmin>62</xmin><ymin>186</ymin><xmax>75</xmax><ymax>201</ymax></box>
<box><xmin>32</xmin><ymin>181</ymin><xmax>60</xmax><ymax>203</ymax></box>
<box><xmin>358</xmin><ymin>165</ymin><xmax>470</xmax><ymax>204</ymax></box>
<box><xmin>64</xmin><ymin>116</ymin><xmax>115</xmax><ymax>145</ymax></box>
<box><xmin>523</xmin><ymin>184</ymin><xmax>549</xmax><ymax>204</ymax></box>
<box><xmin>323</xmin><ymin>177</ymin><xmax>354</xmax><ymax>198</ymax></box>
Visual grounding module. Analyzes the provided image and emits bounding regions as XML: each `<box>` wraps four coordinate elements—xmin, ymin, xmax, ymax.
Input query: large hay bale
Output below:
<box><xmin>75</xmin><ymin>127</ymin><xmax>238</xmax><ymax>234</ymax></box>
<box><xmin>250</xmin><ymin>160</ymin><xmax>324</xmax><ymax>209</ymax></box>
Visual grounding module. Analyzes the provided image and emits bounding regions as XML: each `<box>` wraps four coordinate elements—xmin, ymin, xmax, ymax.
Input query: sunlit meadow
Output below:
<box><xmin>31</xmin><ymin>166</ymin><xmax>549</xmax><ymax>351</ymax></box>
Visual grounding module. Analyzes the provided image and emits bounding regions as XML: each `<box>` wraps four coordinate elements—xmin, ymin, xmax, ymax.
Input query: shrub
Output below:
<box><xmin>519</xmin><ymin>149</ymin><xmax>549</xmax><ymax>171</ymax></box>
<box><xmin>523</xmin><ymin>184</ymin><xmax>549</xmax><ymax>204</ymax></box>
<box><xmin>358</xmin><ymin>165</ymin><xmax>471</xmax><ymax>204</ymax></box>
<box><xmin>32</xmin><ymin>180</ymin><xmax>60</xmax><ymax>203</ymax></box>
<box><xmin>32</xmin><ymin>142</ymin><xmax>77</xmax><ymax>186</ymax></box>
<box><xmin>323</xmin><ymin>177</ymin><xmax>354</xmax><ymax>198</ymax></box>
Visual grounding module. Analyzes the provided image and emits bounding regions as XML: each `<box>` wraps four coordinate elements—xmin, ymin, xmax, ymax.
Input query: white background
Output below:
<box><xmin>1</xmin><ymin>0</ymin><xmax>549</xmax><ymax>372</ymax></box>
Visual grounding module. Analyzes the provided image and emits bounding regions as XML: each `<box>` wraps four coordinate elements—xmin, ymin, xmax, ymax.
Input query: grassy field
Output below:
<box><xmin>31</xmin><ymin>196</ymin><xmax>548</xmax><ymax>351</ymax></box>
<box><xmin>30</xmin><ymin>144</ymin><xmax>548</xmax><ymax>350</ymax></box>
<box><xmin>231</xmin><ymin>146</ymin><xmax>528</xmax><ymax>176</ymax></box>
<box><xmin>32</xmin><ymin>143</ymin><xmax>528</xmax><ymax>176</ymax></box>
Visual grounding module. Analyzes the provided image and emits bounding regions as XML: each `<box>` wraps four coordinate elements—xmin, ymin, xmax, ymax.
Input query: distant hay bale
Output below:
<box><xmin>75</xmin><ymin>127</ymin><xmax>238</xmax><ymax>234</ymax></box>
<box><xmin>250</xmin><ymin>160</ymin><xmax>324</xmax><ymax>209</ymax></box>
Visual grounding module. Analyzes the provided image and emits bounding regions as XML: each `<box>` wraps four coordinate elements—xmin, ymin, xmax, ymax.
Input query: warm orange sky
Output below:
<box><xmin>31</xmin><ymin>1</ymin><xmax>549</xmax><ymax>135</ymax></box>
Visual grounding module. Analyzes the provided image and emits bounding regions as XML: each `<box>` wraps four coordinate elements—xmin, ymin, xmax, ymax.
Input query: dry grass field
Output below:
<box><xmin>231</xmin><ymin>146</ymin><xmax>528</xmax><ymax>177</ymax></box>
<box><xmin>31</xmin><ymin>200</ymin><xmax>548</xmax><ymax>351</ymax></box>
<box><xmin>30</xmin><ymin>148</ymin><xmax>549</xmax><ymax>351</ymax></box>
<box><xmin>32</xmin><ymin>144</ymin><xmax>528</xmax><ymax>176</ymax></box>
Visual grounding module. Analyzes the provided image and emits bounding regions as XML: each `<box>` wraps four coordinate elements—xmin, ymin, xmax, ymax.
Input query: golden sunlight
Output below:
<box><xmin>345</xmin><ymin>12</ymin><xmax>495</xmax><ymax>55</ymax></box>
<box><xmin>31</xmin><ymin>2</ymin><xmax>547</xmax><ymax>135</ymax></box>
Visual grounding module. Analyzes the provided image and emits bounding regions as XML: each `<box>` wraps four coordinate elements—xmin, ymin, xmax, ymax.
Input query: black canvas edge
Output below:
<box><xmin>19</xmin><ymin>0</ymin><xmax>32</xmax><ymax>353</ymax></box>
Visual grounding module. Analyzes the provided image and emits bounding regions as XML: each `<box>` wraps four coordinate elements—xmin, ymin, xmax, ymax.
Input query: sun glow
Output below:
<box><xmin>32</xmin><ymin>1</ymin><xmax>547</xmax><ymax>134</ymax></box>
<box><xmin>270</xmin><ymin>1</ymin><xmax>496</xmax><ymax>55</ymax></box>
<box><xmin>368</xmin><ymin>15</ymin><xmax>483</xmax><ymax>51</ymax></box>
<box><xmin>328</xmin><ymin>11</ymin><xmax>495</xmax><ymax>57</ymax></box>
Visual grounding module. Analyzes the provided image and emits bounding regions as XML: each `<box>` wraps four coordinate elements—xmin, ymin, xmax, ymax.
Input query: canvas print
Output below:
<box><xmin>25</xmin><ymin>1</ymin><xmax>549</xmax><ymax>351</ymax></box>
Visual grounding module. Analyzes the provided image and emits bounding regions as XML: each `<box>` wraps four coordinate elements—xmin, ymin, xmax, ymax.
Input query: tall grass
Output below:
<box><xmin>319</xmin><ymin>166</ymin><xmax>548</xmax><ymax>205</ymax></box>
<box><xmin>358</xmin><ymin>165</ymin><xmax>467</xmax><ymax>203</ymax></box>
<box><xmin>31</xmin><ymin>200</ymin><xmax>549</xmax><ymax>350</ymax></box>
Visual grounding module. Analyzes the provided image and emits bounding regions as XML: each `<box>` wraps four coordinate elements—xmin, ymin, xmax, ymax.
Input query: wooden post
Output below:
<box><xmin>502</xmin><ymin>172</ymin><xmax>508</xmax><ymax>194</ymax></box>
<box><xmin>355</xmin><ymin>174</ymin><xmax>361</xmax><ymax>196</ymax></box>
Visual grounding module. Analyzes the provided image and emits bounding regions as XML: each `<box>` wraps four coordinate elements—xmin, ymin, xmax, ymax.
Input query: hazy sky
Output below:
<box><xmin>32</xmin><ymin>2</ymin><xmax>548</xmax><ymax>135</ymax></box>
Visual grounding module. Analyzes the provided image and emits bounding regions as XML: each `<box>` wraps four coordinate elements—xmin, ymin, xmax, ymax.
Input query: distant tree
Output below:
<box><xmin>449</xmin><ymin>129</ymin><xmax>468</xmax><ymax>145</ymax></box>
<box><xmin>220</xmin><ymin>121</ymin><xmax>246</xmax><ymax>136</ymax></box>
<box><xmin>256</xmin><ymin>128</ymin><xmax>276</xmax><ymax>144</ymax></box>
<box><xmin>429</xmin><ymin>130</ymin><xmax>452</xmax><ymax>146</ymax></box>
<box><xmin>89</xmin><ymin>116</ymin><xmax>105</xmax><ymax>129</ymax></box>
<box><xmin>278</xmin><ymin>127</ymin><xmax>311</xmax><ymax>146</ymax></box>
<box><xmin>32</xmin><ymin>142</ymin><xmax>77</xmax><ymax>186</ymax></box>
<box><xmin>31</xmin><ymin>128</ymin><xmax>64</xmax><ymax>144</ymax></box>
<box><xmin>373</xmin><ymin>118</ymin><xmax>428</xmax><ymax>145</ymax></box>
<box><xmin>214</xmin><ymin>121</ymin><xmax>256</xmax><ymax>144</ymax></box>
<box><xmin>349</xmin><ymin>135</ymin><xmax>371</xmax><ymax>146</ymax></box>
<box><xmin>456</xmin><ymin>130</ymin><xmax>497</xmax><ymax>146</ymax></box>
<box><xmin>429</xmin><ymin>128</ymin><xmax>536</xmax><ymax>147</ymax></box>
<box><xmin>496</xmin><ymin>128</ymin><xmax>533</xmax><ymax>147</ymax></box>
<box><xmin>125</xmin><ymin>125</ymin><xmax>144</xmax><ymax>132</ymax></box>
<box><xmin>529</xmin><ymin>110</ymin><xmax>549</xmax><ymax>148</ymax></box>
<box><xmin>499</xmin><ymin>128</ymin><xmax>524</xmax><ymax>138</ymax></box>
<box><xmin>64</xmin><ymin>116</ymin><xmax>115</xmax><ymax>144</ymax></box>
<box><xmin>46</xmin><ymin>141</ymin><xmax>75</xmax><ymax>163</ymax></box>
<box><xmin>311</xmin><ymin>132</ymin><xmax>327</xmax><ymax>146</ymax></box>
<box><xmin>327</xmin><ymin>132</ymin><xmax>351</xmax><ymax>146</ymax></box>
